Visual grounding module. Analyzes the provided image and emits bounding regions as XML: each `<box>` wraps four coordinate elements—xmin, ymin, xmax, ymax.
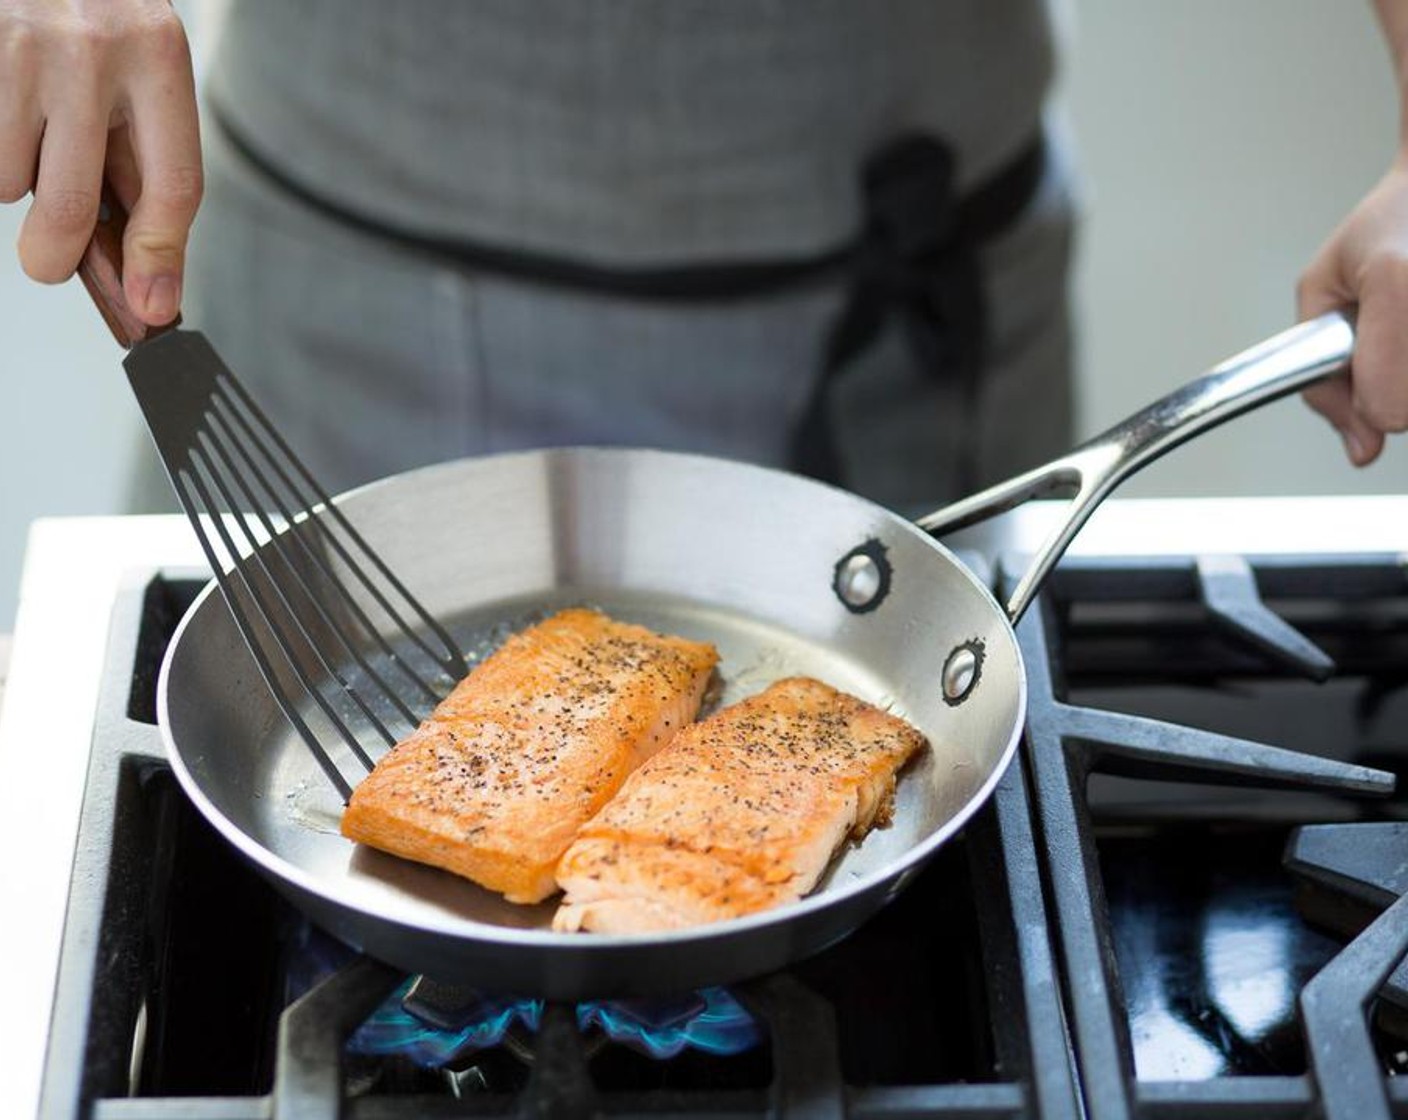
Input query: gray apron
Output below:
<box><xmin>129</xmin><ymin>0</ymin><xmax>1074</xmax><ymax>513</ymax></box>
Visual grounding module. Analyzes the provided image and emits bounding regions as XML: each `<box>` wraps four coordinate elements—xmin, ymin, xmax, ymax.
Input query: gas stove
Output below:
<box><xmin>4</xmin><ymin>498</ymin><xmax>1407</xmax><ymax>1119</ymax></box>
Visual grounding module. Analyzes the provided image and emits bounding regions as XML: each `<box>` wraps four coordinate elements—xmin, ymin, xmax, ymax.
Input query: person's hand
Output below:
<box><xmin>0</xmin><ymin>1</ymin><xmax>202</xmax><ymax>326</ymax></box>
<box><xmin>1297</xmin><ymin>157</ymin><xmax>1408</xmax><ymax>466</ymax></box>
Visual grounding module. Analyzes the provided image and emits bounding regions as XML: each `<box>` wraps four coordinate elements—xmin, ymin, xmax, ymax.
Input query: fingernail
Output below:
<box><xmin>143</xmin><ymin>275</ymin><xmax>180</xmax><ymax>323</ymax></box>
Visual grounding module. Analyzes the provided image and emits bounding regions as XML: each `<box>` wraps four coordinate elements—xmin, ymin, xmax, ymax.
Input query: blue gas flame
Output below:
<box><xmin>348</xmin><ymin>982</ymin><xmax>542</xmax><ymax>1067</ymax></box>
<box><xmin>576</xmin><ymin>987</ymin><xmax>760</xmax><ymax>1058</ymax></box>
<box><xmin>345</xmin><ymin>981</ymin><xmax>759</xmax><ymax>1068</ymax></box>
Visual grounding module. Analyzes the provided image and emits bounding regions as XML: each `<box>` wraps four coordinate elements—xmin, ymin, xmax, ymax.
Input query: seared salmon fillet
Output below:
<box><xmin>553</xmin><ymin>676</ymin><xmax>927</xmax><ymax>932</ymax></box>
<box><xmin>340</xmin><ymin>608</ymin><xmax>718</xmax><ymax>903</ymax></box>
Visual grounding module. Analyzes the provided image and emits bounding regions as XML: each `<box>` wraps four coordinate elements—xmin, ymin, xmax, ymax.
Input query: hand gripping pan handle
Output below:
<box><xmin>916</xmin><ymin>311</ymin><xmax>1356</xmax><ymax>622</ymax></box>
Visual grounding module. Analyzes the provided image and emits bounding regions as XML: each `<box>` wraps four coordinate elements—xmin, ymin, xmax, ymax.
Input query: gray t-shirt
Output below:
<box><xmin>208</xmin><ymin>0</ymin><xmax>1054</xmax><ymax>266</ymax></box>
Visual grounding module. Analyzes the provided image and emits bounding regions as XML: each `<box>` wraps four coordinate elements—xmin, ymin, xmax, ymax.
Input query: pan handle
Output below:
<box><xmin>915</xmin><ymin>310</ymin><xmax>1355</xmax><ymax>623</ymax></box>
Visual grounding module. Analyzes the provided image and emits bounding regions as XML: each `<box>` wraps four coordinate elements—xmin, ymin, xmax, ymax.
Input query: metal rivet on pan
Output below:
<box><xmin>837</xmin><ymin>553</ymin><xmax>882</xmax><ymax>608</ymax></box>
<box><xmin>942</xmin><ymin>642</ymin><xmax>983</xmax><ymax>705</ymax></box>
<box><xmin>833</xmin><ymin>538</ymin><xmax>892</xmax><ymax>614</ymax></box>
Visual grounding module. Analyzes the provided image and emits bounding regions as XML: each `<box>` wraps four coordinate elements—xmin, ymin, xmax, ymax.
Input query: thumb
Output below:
<box><xmin>119</xmin><ymin>151</ymin><xmax>201</xmax><ymax>326</ymax></box>
<box><xmin>121</xmin><ymin>207</ymin><xmax>190</xmax><ymax>326</ymax></box>
<box><xmin>109</xmin><ymin>124</ymin><xmax>199</xmax><ymax>327</ymax></box>
<box><xmin>114</xmin><ymin>70</ymin><xmax>203</xmax><ymax>326</ymax></box>
<box><xmin>1296</xmin><ymin>228</ymin><xmax>1350</xmax><ymax>323</ymax></box>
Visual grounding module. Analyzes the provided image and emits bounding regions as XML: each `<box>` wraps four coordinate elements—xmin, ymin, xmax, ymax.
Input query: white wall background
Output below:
<box><xmin>1064</xmin><ymin>0</ymin><xmax>1408</xmax><ymax>498</ymax></box>
<box><xmin>0</xmin><ymin>1</ymin><xmax>1405</xmax><ymax>631</ymax></box>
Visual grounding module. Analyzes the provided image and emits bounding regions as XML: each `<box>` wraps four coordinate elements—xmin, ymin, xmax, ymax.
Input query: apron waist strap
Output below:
<box><xmin>210</xmin><ymin>100</ymin><xmax>1040</xmax><ymax>307</ymax></box>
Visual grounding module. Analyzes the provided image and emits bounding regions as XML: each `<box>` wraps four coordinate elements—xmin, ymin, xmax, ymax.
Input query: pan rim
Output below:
<box><xmin>157</xmin><ymin>447</ymin><xmax>1028</xmax><ymax>951</ymax></box>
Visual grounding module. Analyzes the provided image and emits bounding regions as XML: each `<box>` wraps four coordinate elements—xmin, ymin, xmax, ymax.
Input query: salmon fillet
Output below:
<box><xmin>340</xmin><ymin>608</ymin><xmax>718</xmax><ymax>903</ymax></box>
<box><xmin>553</xmin><ymin>676</ymin><xmax>927</xmax><ymax>932</ymax></box>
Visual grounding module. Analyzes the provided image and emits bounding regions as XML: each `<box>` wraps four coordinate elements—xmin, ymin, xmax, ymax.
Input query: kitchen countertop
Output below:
<box><xmin>1</xmin><ymin>498</ymin><xmax>1405</xmax><ymax>1118</ymax></box>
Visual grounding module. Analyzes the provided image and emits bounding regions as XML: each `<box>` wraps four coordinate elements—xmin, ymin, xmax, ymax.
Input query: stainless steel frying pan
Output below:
<box><xmin>159</xmin><ymin>312</ymin><xmax>1354</xmax><ymax>999</ymax></box>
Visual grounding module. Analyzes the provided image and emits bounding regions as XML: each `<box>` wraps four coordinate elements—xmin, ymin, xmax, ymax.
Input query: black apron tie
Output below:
<box><xmin>790</xmin><ymin>134</ymin><xmax>1045</xmax><ymax>492</ymax></box>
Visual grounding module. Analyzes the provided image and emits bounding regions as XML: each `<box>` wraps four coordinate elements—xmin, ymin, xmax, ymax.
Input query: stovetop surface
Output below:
<box><xmin>5</xmin><ymin>498</ymin><xmax>1408</xmax><ymax>1119</ymax></box>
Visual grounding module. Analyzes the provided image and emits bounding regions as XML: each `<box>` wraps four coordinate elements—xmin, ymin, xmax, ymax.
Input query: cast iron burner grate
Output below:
<box><xmin>1020</xmin><ymin>551</ymin><xmax>1407</xmax><ymax>1119</ymax></box>
<box><xmin>1285</xmin><ymin>821</ymin><xmax>1408</xmax><ymax>1105</ymax></box>
<box><xmin>38</xmin><ymin>550</ymin><xmax>1408</xmax><ymax>1118</ymax></box>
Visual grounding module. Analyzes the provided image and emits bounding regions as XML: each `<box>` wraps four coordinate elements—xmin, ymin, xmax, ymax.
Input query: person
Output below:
<box><xmin>2</xmin><ymin>2</ymin><xmax>1404</xmax><ymax>513</ymax></box>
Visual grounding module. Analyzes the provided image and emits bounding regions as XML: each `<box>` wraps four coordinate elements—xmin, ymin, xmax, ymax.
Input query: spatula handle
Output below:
<box><xmin>76</xmin><ymin>184</ymin><xmax>181</xmax><ymax>350</ymax></box>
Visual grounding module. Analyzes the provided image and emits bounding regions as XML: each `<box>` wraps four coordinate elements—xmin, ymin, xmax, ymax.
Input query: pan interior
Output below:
<box><xmin>160</xmin><ymin>449</ymin><xmax>1024</xmax><ymax>941</ymax></box>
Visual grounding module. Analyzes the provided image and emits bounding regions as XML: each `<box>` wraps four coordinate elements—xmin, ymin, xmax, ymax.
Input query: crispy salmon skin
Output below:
<box><xmin>553</xmin><ymin>676</ymin><xmax>927</xmax><ymax>932</ymax></box>
<box><xmin>340</xmin><ymin>608</ymin><xmax>718</xmax><ymax>903</ymax></box>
